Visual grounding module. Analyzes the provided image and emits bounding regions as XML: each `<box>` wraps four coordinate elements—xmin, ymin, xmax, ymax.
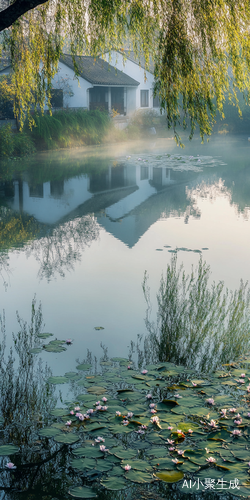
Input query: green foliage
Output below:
<box><xmin>143</xmin><ymin>255</ymin><xmax>250</xmax><ymax>372</ymax></box>
<box><xmin>27</xmin><ymin>109</ymin><xmax>111</xmax><ymax>150</ymax></box>
<box><xmin>0</xmin><ymin>124</ymin><xmax>35</xmax><ymax>158</ymax></box>
<box><xmin>1</xmin><ymin>1</ymin><xmax>250</xmax><ymax>142</ymax></box>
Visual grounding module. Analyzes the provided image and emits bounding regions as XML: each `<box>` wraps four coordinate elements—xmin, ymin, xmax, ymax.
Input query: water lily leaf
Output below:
<box><xmin>113</xmin><ymin>448</ymin><xmax>137</xmax><ymax>460</ymax></box>
<box><xmin>76</xmin><ymin>363</ymin><xmax>92</xmax><ymax>371</ymax></box>
<box><xmin>155</xmin><ymin>470</ymin><xmax>184</xmax><ymax>483</ymax></box>
<box><xmin>72</xmin><ymin>447</ymin><xmax>103</xmax><ymax>458</ymax></box>
<box><xmin>150</xmin><ymin>458</ymin><xmax>175</xmax><ymax>468</ymax></box>
<box><xmin>44</xmin><ymin>343</ymin><xmax>66</xmax><ymax>353</ymax></box>
<box><xmin>50</xmin><ymin>408</ymin><xmax>69</xmax><ymax>417</ymax></box>
<box><xmin>30</xmin><ymin>347</ymin><xmax>42</xmax><ymax>354</ymax></box>
<box><xmin>64</xmin><ymin>372</ymin><xmax>82</xmax><ymax>381</ymax></box>
<box><xmin>68</xmin><ymin>486</ymin><xmax>98</xmax><ymax>498</ymax></box>
<box><xmin>175</xmin><ymin>422</ymin><xmax>200</xmax><ymax>433</ymax></box>
<box><xmin>208</xmin><ymin>429</ymin><xmax>230</xmax><ymax>441</ymax></box>
<box><xmin>126</xmin><ymin>470</ymin><xmax>153</xmax><ymax>483</ymax></box>
<box><xmin>54</xmin><ymin>433</ymin><xmax>79</xmax><ymax>444</ymax></box>
<box><xmin>214</xmin><ymin>395</ymin><xmax>234</xmax><ymax>404</ymax></box>
<box><xmin>39</xmin><ymin>427</ymin><xmax>61</xmax><ymax>437</ymax></box>
<box><xmin>70</xmin><ymin>458</ymin><xmax>96</xmax><ymax>470</ymax></box>
<box><xmin>221</xmin><ymin>380</ymin><xmax>237</xmax><ymax>386</ymax></box>
<box><xmin>178</xmin><ymin>461</ymin><xmax>200</xmax><ymax>472</ymax></box>
<box><xmin>0</xmin><ymin>444</ymin><xmax>19</xmax><ymax>455</ymax></box>
<box><xmin>101</xmin><ymin>477</ymin><xmax>127</xmax><ymax>490</ymax></box>
<box><xmin>121</xmin><ymin>459</ymin><xmax>153</xmax><ymax>471</ymax></box>
<box><xmin>95</xmin><ymin>460</ymin><xmax>113</xmax><ymax>472</ymax></box>
<box><xmin>94</xmin><ymin>326</ymin><xmax>104</xmax><ymax>330</ymax></box>
<box><xmin>76</xmin><ymin>394</ymin><xmax>96</xmax><ymax>402</ymax></box>
<box><xmin>145</xmin><ymin>447</ymin><xmax>167</xmax><ymax>458</ymax></box>
<box><xmin>47</xmin><ymin>376</ymin><xmax>68</xmax><ymax>384</ymax></box>
<box><xmin>37</xmin><ymin>332</ymin><xmax>53</xmax><ymax>339</ymax></box>
<box><xmin>87</xmin><ymin>386</ymin><xmax>106</xmax><ymax>394</ymax></box>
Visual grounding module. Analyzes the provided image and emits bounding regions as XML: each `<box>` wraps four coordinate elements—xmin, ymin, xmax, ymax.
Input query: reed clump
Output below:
<box><xmin>143</xmin><ymin>254</ymin><xmax>250</xmax><ymax>372</ymax></box>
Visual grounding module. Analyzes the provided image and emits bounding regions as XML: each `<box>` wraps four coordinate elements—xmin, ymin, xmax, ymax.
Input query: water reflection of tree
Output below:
<box><xmin>26</xmin><ymin>214</ymin><xmax>100</xmax><ymax>281</ymax></box>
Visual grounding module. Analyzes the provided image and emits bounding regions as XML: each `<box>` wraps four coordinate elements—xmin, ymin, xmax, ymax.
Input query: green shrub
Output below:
<box><xmin>27</xmin><ymin>109</ymin><xmax>111</xmax><ymax>150</ymax></box>
<box><xmin>0</xmin><ymin>124</ymin><xmax>14</xmax><ymax>157</ymax></box>
<box><xmin>143</xmin><ymin>254</ymin><xmax>250</xmax><ymax>372</ymax></box>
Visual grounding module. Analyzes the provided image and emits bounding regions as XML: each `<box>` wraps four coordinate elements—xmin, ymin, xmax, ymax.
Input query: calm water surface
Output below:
<box><xmin>1</xmin><ymin>135</ymin><xmax>250</xmax><ymax>376</ymax></box>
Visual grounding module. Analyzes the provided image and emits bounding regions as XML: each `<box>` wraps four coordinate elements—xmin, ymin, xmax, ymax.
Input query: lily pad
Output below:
<box><xmin>47</xmin><ymin>376</ymin><xmax>68</xmax><ymax>384</ymax></box>
<box><xmin>68</xmin><ymin>486</ymin><xmax>98</xmax><ymax>498</ymax></box>
<box><xmin>30</xmin><ymin>347</ymin><xmax>42</xmax><ymax>354</ymax></box>
<box><xmin>155</xmin><ymin>470</ymin><xmax>184</xmax><ymax>483</ymax></box>
<box><xmin>101</xmin><ymin>477</ymin><xmax>127</xmax><ymax>490</ymax></box>
<box><xmin>54</xmin><ymin>433</ymin><xmax>79</xmax><ymax>444</ymax></box>
<box><xmin>87</xmin><ymin>386</ymin><xmax>106</xmax><ymax>394</ymax></box>
<box><xmin>94</xmin><ymin>326</ymin><xmax>104</xmax><ymax>330</ymax></box>
<box><xmin>50</xmin><ymin>408</ymin><xmax>69</xmax><ymax>417</ymax></box>
<box><xmin>39</xmin><ymin>427</ymin><xmax>61</xmax><ymax>437</ymax></box>
<box><xmin>126</xmin><ymin>470</ymin><xmax>153</xmax><ymax>483</ymax></box>
<box><xmin>0</xmin><ymin>444</ymin><xmax>19</xmax><ymax>455</ymax></box>
<box><xmin>37</xmin><ymin>332</ymin><xmax>53</xmax><ymax>339</ymax></box>
<box><xmin>76</xmin><ymin>363</ymin><xmax>92</xmax><ymax>371</ymax></box>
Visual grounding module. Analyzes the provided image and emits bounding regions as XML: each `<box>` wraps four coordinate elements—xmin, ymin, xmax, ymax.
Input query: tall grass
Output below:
<box><xmin>28</xmin><ymin>109</ymin><xmax>111</xmax><ymax>150</ymax></box>
<box><xmin>143</xmin><ymin>255</ymin><xmax>250</xmax><ymax>372</ymax></box>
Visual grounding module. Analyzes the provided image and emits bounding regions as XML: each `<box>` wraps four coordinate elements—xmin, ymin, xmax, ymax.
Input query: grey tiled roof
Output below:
<box><xmin>61</xmin><ymin>54</ymin><xmax>140</xmax><ymax>86</ymax></box>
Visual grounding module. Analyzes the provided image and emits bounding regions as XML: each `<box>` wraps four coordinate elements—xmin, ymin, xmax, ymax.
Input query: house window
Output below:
<box><xmin>51</xmin><ymin>89</ymin><xmax>63</xmax><ymax>108</ymax></box>
<box><xmin>140</xmin><ymin>90</ymin><xmax>149</xmax><ymax>107</ymax></box>
<box><xmin>153</xmin><ymin>94</ymin><xmax>160</xmax><ymax>108</ymax></box>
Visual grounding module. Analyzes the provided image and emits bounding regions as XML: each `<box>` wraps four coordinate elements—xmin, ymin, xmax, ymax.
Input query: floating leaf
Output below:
<box><xmin>155</xmin><ymin>470</ymin><xmax>184</xmax><ymax>483</ymax></box>
<box><xmin>30</xmin><ymin>347</ymin><xmax>42</xmax><ymax>354</ymax></box>
<box><xmin>87</xmin><ymin>386</ymin><xmax>106</xmax><ymax>395</ymax></box>
<box><xmin>54</xmin><ymin>433</ymin><xmax>79</xmax><ymax>444</ymax></box>
<box><xmin>76</xmin><ymin>363</ymin><xmax>92</xmax><ymax>371</ymax></box>
<box><xmin>64</xmin><ymin>372</ymin><xmax>82</xmax><ymax>381</ymax></box>
<box><xmin>72</xmin><ymin>447</ymin><xmax>103</xmax><ymax>458</ymax></box>
<box><xmin>101</xmin><ymin>477</ymin><xmax>127</xmax><ymax>490</ymax></box>
<box><xmin>37</xmin><ymin>332</ymin><xmax>53</xmax><ymax>339</ymax></box>
<box><xmin>0</xmin><ymin>445</ymin><xmax>19</xmax><ymax>455</ymax></box>
<box><xmin>70</xmin><ymin>458</ymin><xmax>96</xmax><ymax>470</ymax></box>
<box><xmin>68</xmin><ymin>486</ymin><xmax>97</xmax><ymax>498</ymax></box>
<box><xmin>39</xmin><ymin>427</ymin><xmax>61</xmax><ymax>438</ymax></box>
<box><xmin>94</xmin><ymin>327</ymin><xmax>104</xmax><ymax>330</ymax></box>
<box><xmin>47</xmin><ymin>376</ymin><xmax>68</xmax><ymax>384</ymax></box>
<box><xmin>126</xmin><ymin>470</ymin><xmax>153</xmax><ymax>483</ymax></box>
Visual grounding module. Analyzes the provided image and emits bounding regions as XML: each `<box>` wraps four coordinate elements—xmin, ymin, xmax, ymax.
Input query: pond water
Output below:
<box><xmin>1</xmin><ymin>135</ymin><xmax>250</xmax><ymax>375</ymax></box>
<box><xmin>1</xmin><ymin>134</ymin><xmax>250</xmax><ymax>500</ymax></box>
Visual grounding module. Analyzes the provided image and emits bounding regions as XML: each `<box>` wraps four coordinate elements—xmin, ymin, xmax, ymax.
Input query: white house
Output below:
<box><xmin>0</xmin><ymin>51</ymin><xmax>160</xmax><ymax>118</ymax></box>
<box><xmin>101</xmin><ymin>50</ymin><xmax>160</xmax><ymax>112</ymax></box>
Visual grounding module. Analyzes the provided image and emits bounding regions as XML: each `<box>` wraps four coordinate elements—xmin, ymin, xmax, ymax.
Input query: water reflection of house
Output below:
<box><xmin>6</xmin><ymin>164</ymin><xmax>176</xmax><ymax>243</ymax></box>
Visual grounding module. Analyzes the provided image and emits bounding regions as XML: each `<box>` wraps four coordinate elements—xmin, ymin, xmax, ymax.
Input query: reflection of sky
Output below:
<box><xmin>2</xmin><ymin>137</ymin><xmax>250</xmax><ymax>379</ymax></box>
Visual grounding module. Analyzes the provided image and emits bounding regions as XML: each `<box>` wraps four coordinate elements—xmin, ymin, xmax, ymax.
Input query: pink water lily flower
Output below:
<box><xmin>149</xmin><ymin>403</ymin><xmax>156</xmax><ymax>408</ymax></box>
<box><xmin>65</xmin><ymin>339</ymin><xmax>73</xmax><ymax>344</ymax></box>
<box><xmin>141</xmin><ymin>369</ymin><xmax>148</xmax><ymax>375</ymax></box>
<box><xmin>169</xmin><ymin>446</ymin><xmax>175</xmax><ymax>451</ymax></box>
<box><xmin>127</xmin><ymin>412</ymin><xmax>133</xmax><ymax>418</ymax></box>
<box><xmin>206</xmin><ymin>398</ymin><xmax>215</xmax><ymax>405</ymax></box>
<box><xmin>167</xmin><ymin>439</ymin><xmax>175</xmax><ymax>444</ymax></box>
<box><xmin>136</xmin><ymin>429</ymin><xmax>145</xmax><ymax>434</ymax></box>
<box><xmin>234</xmin><ymin>419</ymin><xmax>242</xmax><ymax>425</ymax></box>
<box><xmin>101</xmin><ymin>406</ymin><xmax>108</xmax><ymax>411</ymax></box>
<box><xmin>127</xmin><ymin>366</ymin><xmax>131</xmax><ymax>369</ymax></box>
<box><xmin>231</xmin><ymin>429</ymin><xmax>241</xmax><ymax>436</ymax></box>
<box><xmin>168</xmin><ymin>426</ymin><xmax>173</xmax><ymax>430</ymax></box>
<box><xmin>100</xmin><ymin>445</ymin><xmax>108</xmax><ymax>452</ymax></box>
<box><xmin>150</xmin><ymin>409</ymin><xmax>157</xmax><ymax>414</ymax></box>
<box><xmin>248</xmin><ymin>413</ymin><xmax>250</xmax><ymax>418</ymax></box>
<box><xmin>102</xmin><ymin>397</ymin><xmax>107</xmax><ymax>402</ymax></box>
<box><xmin>188</xmin><ymin>429</ymin><xmax>193</xmax><ymax>434</ymax></box>
<box><xmin>177</xmin><ymin>450</ymin><xmax>184</xmax><ymax>455</ymax></box>
<box><xmin>174</xmin><ymin>394</ymin><xmax>182</xmax><ymax>398</ymax></box>
<box><xmin>241</xmin><ymin>374</ymin><xmax>246</xmax><ymax>378</ymax></box>
<box><xmin>87</xmin><ymin>409</ymin><xmax>94</xmax><ymax>414</ymax></box>
<box><xmin>65</xmin><ymin>420</ymin><xmax>72</xmax><ymax>426</ymax></box>
<box><xmin>78</xmin><ymin>414</ymin><xmax>84</xmax><ymax>421</ymax></box>
<box><xmin>229</xmin><ymin>408</ymin><xmax>237</xmax><ymax>413</ymax></box>
<box><xmin>96</xmin><ymin>405</ymin><xmax>102</xmax><ymax>410</ymax></box>
<box><xmin>124</xmin><ymin>464</ymin><xmax>131</xmax><ymax>471</ymax></box>
<box><xmin>122</xmin><ymin>420</ymin><xmax>129</xmax><ymax>426</ymax></box>
<box><xmin>172</xmin><ymin>458</ymin><xmax>179</xmax><ymax>464</ymax></box>
<box><xmin>74</xmin><ymin>406</ymin><xmax>80</xmax><ymax>411</ymax></box>
<box><xmin>141</xmin><ymin>425</ymin><xmax>147</xmax><ymax>430</ymax></box>
<box><xmin>208</xmin><ymin>420</ymin><xmax>218</xmax><ymax>428</ymax></box>
<box><xmin>151</xmin><ymin>416</ymin><xmax>159</xmax><ymax>424</ymax></box>
<box><xmin>238</xmin><ymin>379</ymin><xmax>245</xmax><ymax>384</ymax></box>
<box><xmin>69</xmin><ymin>410</ymin><xmax>74</xmax><ymax>415</ymax></box>
<box><xmin>116</xmin><ymin>411</ymin><xmax>121</xmax><ymax>416</ymax></box>
<box><xmin>206</xmin><ymin>457</ymin><xmax>216</xmax><ymax>463</ymax></box>
<box><xmin>95</xmin><ymin>437</ymin><xmax>105</xmax><ymax>443</ymax></box>
<box><xmin>95</xmin><ymin>401</ymin><xmax>100</xmax><ymax>406</ymax></box>
<box><xmin>220</xmin><ymin>409</ymin><xmax>227</xmax><ymax>417</ymax></box>
<box><xmin>146</xmin><ymin>394</ymin><xmax>152</xmax><ymax>399</ymax></box>
<box><xmin>192</xmin><ymin>382</ymin><xmax>197</xmax><ymax>387</ymax></box>
<box><xmin>6</xmin><ymin>462</ymin><xmax>16</xmax><ymax>469</ymax></box>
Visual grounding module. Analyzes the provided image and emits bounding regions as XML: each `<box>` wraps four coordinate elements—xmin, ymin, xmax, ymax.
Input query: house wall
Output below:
<box><xmin>102</xmin><ymin>51</ymin><xmax>156</xmax><ymax>112</ymax></box>
<box><xmin>49</xmin><ymin>62</ymin><xmax>92</xmax><ymax>109</ymax></box>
